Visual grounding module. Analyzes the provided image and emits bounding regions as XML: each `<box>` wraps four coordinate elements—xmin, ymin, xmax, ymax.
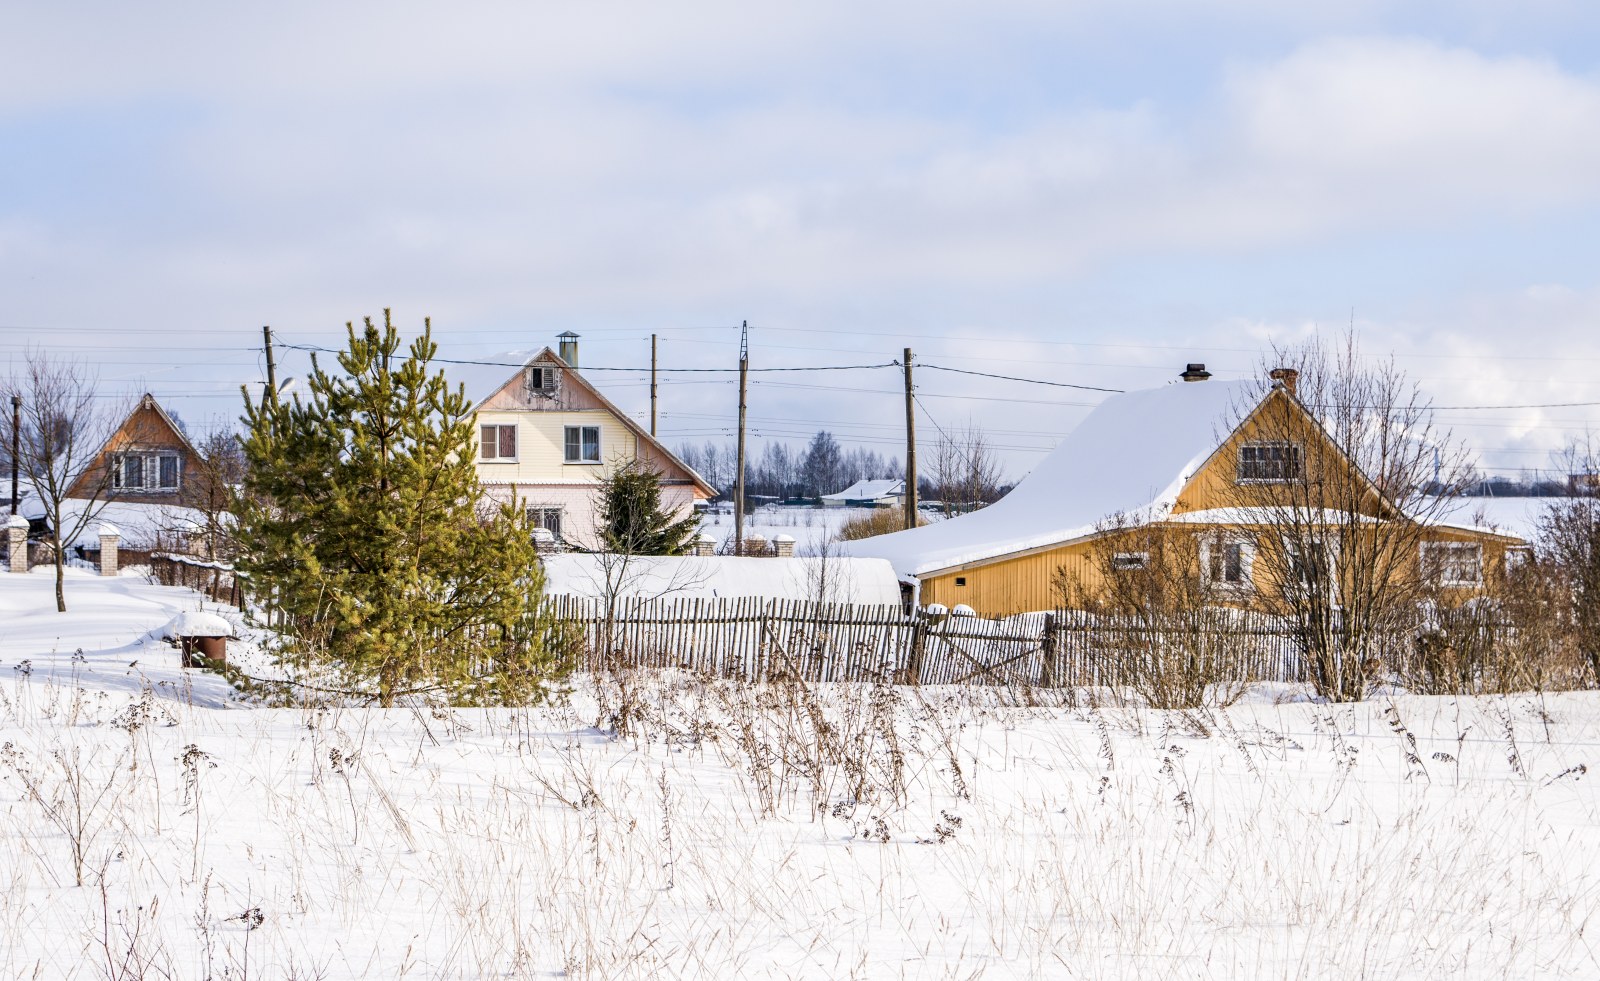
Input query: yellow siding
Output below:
<box><xmin>473</xmin><ymin>409</ymin><xmax>639</xmax><ymax>484</ymax></box>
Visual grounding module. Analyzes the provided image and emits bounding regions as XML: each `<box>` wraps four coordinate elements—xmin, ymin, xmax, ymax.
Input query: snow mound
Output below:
<box><xmin>163</xmin><ymin>610</ymin><xmax>235</xmax><ymax>638</ymax></box>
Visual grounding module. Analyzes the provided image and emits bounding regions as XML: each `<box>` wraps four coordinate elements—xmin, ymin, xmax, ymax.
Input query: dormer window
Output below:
<box><xmin>1238</xmin><ymin>441</ymin><xmax>1302</xmax><ymax>483</ymax></box>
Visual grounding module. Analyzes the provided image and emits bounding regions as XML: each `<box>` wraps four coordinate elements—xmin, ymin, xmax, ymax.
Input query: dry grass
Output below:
<box><xmin>1</xmin><ymin>665</ymin><xmax>1599</xmax><ymax>978</ymax></box>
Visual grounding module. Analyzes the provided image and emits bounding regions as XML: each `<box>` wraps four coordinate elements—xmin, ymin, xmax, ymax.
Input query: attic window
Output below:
<box><xmin>1238</xmin><ymin>441</ymin><xmax>1303</xmax><ymax>483</ymax></box>
<box><xmin>111</xmin><ymin>452</ymin><xmax>181</xmax><ymax>494</ymax></box>
<box><xmin>525</xmin><ymin>365</ymin><xmax>556</xmax><ymax>394</ymax></box>
<box><xmin>1111</xmin><ymin>552</ymin><xmax>1149</xmax><ymax>571</ymax></box>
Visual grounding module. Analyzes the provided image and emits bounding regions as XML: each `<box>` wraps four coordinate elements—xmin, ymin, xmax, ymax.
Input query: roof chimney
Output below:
<box><xmin>557</xmin><ymin>331</ymin><xmax>579</xmax><ymax>368</ymax></box>
<box><xmin>1180</xmin><ymin>363</ymin><xmax>1211</xmax><ymax>383</ymax></box>
<box><xmin>1269</xmin><ymin>367</ymin><xmax>1299</xmax><ymax>395</ymax></box>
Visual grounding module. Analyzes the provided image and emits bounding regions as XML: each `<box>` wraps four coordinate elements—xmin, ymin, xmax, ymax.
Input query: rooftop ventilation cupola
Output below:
<box><xmin>557</xmin><ymin>331</ymin><xmax>580</xmax><ymax>368</ymax></box>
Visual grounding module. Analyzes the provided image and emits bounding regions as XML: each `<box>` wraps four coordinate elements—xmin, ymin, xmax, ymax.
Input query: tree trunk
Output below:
<box><xmin>53</xmin><ymin>533</ymin><xmax>66</xmax><ymax>613</ymax></box>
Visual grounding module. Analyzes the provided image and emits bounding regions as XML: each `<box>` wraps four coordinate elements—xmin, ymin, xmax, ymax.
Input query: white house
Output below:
<box><xmin>820</xmin><ymin>478</ymin><xmax>905</xmax><ymax>508</ymax></box>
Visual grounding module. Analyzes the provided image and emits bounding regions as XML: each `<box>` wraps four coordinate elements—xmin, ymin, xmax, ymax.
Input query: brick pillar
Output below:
<box><xmin>5</xmin><ymin>515</ymin><xmax>26</xmax><ymax>574</ymax></box>
<box><xmin>693</xmin><ymin>533</ymin><xmax>717</xmax><ymax>557</ymax></box>
<box><xmin>97</xmin><ymin>524</ymin><xmax>120</xmax><ymax>577</ymax></box>
<box><xmin>773</xmin><ymin>534</ymin><xmax>796</xmax><ymax>558</ymax></box>
<box><xmin>743</xmin><ymin>533</ymin><xmax>766</xmax><ymax>556</ymax></box>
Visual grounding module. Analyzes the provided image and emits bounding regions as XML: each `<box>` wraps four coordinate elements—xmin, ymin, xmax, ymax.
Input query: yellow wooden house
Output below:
<box><xmin>456</xmin><ymin>334</ymin><xmax>714</xmax><ymax>548</ymax></box>
<box><xmin>847</xmin><ymin>365</ymin><xmax>1523</xmax><ymax>617</ymax></box>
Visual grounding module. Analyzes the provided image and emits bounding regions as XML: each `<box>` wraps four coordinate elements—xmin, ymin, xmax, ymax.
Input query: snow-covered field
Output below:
<box><xmin>3</xmin><ymin>572</ymin><xmax>1599</xmax><ymax>979</ymax></box>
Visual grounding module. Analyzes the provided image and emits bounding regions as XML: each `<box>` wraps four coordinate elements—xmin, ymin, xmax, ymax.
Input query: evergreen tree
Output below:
<box><xmin>596</xmin><ymin>460</ymin><xmax>700</xmax><ymax>555</ymax></box>
<box><xmin>236</xmin><ymin>311</ymin><xmax>569</xmax><ymax>706</ymax></box>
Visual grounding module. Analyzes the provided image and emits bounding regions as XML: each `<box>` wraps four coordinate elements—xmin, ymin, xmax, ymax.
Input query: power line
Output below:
<box><xmin>276</xmin><ymin>342</ymin><xmax>896</xmax><ymax>374</ymax></box>
<box><xmin>917</xmin><ymin>362</ymin><xmax>1124</xmax><ymax>393</ymax></box>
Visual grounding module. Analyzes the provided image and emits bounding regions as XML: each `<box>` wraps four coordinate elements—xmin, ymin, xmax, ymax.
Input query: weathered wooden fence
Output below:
<box><xmin>150</xmin><ymin>552</ymin><xmax>240</xmax><ymax>606</ymax></box>
<box><xmin>544</xmin><ymin>596</ymin><xmax>1312</xmax><ymax>687</ymax></box>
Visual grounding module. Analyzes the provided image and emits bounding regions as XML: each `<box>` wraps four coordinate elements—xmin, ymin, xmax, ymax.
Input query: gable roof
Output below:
<box><xmin>822</xmin><ymin>478</ymin><xmax>904</xmax><ymax>502</ymax></box>
<box><xmin>843</xmin><ymin>379</ymin><xmax>1262</xmax><ymax>578</ymax></box>
<box><xmin>459</xmin><ymin>348</ymin><xmax>716</xmax><ymax>498</ymax></box>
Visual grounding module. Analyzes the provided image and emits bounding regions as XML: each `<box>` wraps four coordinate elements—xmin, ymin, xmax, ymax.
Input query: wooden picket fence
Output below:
<box><xmin>543</xmin><ymin>596</ymin><xmax>1312</xmax><ymax>687</ymax></box>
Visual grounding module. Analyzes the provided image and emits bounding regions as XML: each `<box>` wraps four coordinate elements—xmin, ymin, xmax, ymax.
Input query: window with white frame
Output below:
<box><xmin>564</xmin><ymin>425</ymin><xmax>601</xmax><ymax>464</ymax></box>
<box><xmin>1504</xmin><ymin>546</ymin><xmax>1533</xmax><ymax>575</ymax></box>
<box><xmin>111</xmin><ymin>452</ymin><xmax>181</xmax><ymax>494</ymax></box>
<box><xmin>1237</xmin><ymin>441</ymin><xmax>1303</xmax><ymax>483</ymax></box>
<box><xmin>1111</xmin><ymin>552</ymin><xmax>1149</xmax><ymax>571</ymax></box>
<box><xmin>1421</xmin><ymin>542</ymin><xmax>1483</xmax><ymax>586</ymax></box>
<box><xmin>479</xmin><ymin>424</ymin><xmax>517</xmax><ymax>461</ymax></box>
<box><xmin>1283</xmin><ymin>537</ymin><xmax>1332</xmax><ymax>589</ymax></box>
<box><xmin>1201</xmin><ymin>535</ymin><xmax>1255</xmax><ymax>589</ymax></box>
<box><xmin>527</xmin><ymin>506</ymin><xmax>563</xmax><ymax>540</ymax></box>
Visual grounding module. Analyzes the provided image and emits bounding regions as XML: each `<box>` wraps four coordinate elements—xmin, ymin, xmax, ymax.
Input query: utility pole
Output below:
<box><xmin>903</xmin><ymin>348</ymin><xmax>918</xmax><ymax>530</ymax></box>
<box><xmin>9</xmin><ymin>394</ymin><xmax>19</xmax><ymax>517</ymax></box>
<box><xmin>261</xmin><ymin>325</ymin><xmax>277</xmax><ymax>410</ymax></box>
<box><xmin>734</xmin><ymin>321</ymin><xmax>749</xmax><ymax>554</ymax></box>
<box><xmin>650</xmin><ymin>333</ymin><xmax>659</xmax><ymax>437</ymax></box>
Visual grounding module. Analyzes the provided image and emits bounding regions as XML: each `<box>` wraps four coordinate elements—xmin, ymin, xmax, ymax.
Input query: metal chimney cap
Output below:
<box><xmin>1180</xmin><ymin>363</ymin><xmax>1212</xmax><ymax>382</ymax></box>
<box><xmin>556</xmin><ymin>330</ymin><xmax>579</xmax><ymax>340</ymax></box>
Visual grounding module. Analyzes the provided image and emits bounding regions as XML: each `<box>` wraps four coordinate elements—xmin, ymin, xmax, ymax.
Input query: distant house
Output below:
<box><xmin>61</xmin><ymin>393</ymin><xmax>213</xmax><ymax>558</ymax></box>
<box><xmin>845</xmin><ymin>365</ymin><xmax>1523</xmax><ymax>617</ymax></box>
<box><xmin>452</xmin><ymin>333</ymin><xmax>715</xmax><ymax>548</ymax></box>
<box><xmin>70</xmin><ymin>394</ymin><xmax>208</xmax><ymax>506</ymax></box>
<box><xmin>821</xmin><ymin>478</ymin><xmax>905</xmax><ymax>508</ymax></box>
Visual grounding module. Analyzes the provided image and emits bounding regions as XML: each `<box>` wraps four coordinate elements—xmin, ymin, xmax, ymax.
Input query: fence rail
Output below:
<box><xmin>543</xmin><ymin>596</ymin><xmax>1315</xmax><ymax>687</ymax></box>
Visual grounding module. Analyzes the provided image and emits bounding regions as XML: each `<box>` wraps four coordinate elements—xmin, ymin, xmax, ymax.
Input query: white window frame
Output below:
<box><xmin>1111</xmin><ymin>552</ymin><xmax>1149</xmax><ymax>571</ymax></box>
<box><xmin>111</xmin><ymin>452</ymin><xmax>181</xmax><ymax>494</ymax></box>
<box><xmin>1504</xmin><ymin>546</ymin><xmax>1533</xmax><ymax>575</ymax></box>
<box><xmin>1421</xmin><ymin>541</ymin><xmax>1484</xmax><ymax>587</ymax></box>
<box><xmin>479</xmin><ymin>423</ymin><xmax>518</xmax><ymax>462</ymax></box>
<box><xmin>1237</xmin><ymin>440</ymin><xmax>1304</xmax><ymax>484</ymax></box>
<box><xmin>527</xmin><ymin>506</ymin><xmax>564</xmax><ymax>540</ymax></box>
<box><xmin>1199</xmin><ymin>534</ymin><xmax>1255</xmax><ymax>592</ymax></box>
<box><xmin>564</xmin><ymin>425</ymin><xmax>602</xmax><ymax>464</ymax></box>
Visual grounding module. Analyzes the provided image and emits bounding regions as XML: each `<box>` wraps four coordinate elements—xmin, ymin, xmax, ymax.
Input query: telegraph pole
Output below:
<box><xmin>903</xmin><ymin>348</ymin><xmax>918</xmax><ymax>529</ymax></box>
<box><xmin>650</xmin><ymin>333</ymin><xmax>659</xmax><ymax>437</ymax></box>
<box><xmin>734</xmin><ymin>321</ymin><xmax>749</xmax><ymax>554</ymax></box>
<box><xmin>9</xmin><ymin>394</ymin><xmax>20</xmax><ymax>517</ymax></box>
<box><xmin>261</xmin><ymin>325</ymin><xmax>278</xmax><ymax>409</ymax></box>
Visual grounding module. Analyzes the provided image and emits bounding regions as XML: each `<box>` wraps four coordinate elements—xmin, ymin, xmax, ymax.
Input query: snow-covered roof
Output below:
<box><xmin>1426</xmin><ymin>496</ymin><xmax>1550</xmax><ymax>544</ymax></box>
<box><xmin>843</xmin><ymin>379</ymin><xmax>1259</xmax><ymax>577</ymax></box>
<box><xmin>54</xmin><ymin>501</ymin><xmax>211</xmax><ymax>549</ymax></box>
<box><xmin>822</xmin><ymin>479</ymin><xmax>905</xmax><ymax>502</ymax></box>
<box><xmin>540</xmin><ymin>554</ymin><xmax>904</xmax><ymax>605</ymax></box>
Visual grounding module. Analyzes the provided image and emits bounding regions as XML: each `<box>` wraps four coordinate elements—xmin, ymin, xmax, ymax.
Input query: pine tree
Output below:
<box><xmin>595</xmin><ymin>460</ymin><xmax>700</xmax><ymax>555</ymax></box>
<box><xmin>236</xmin><ymin>311</ymin><xmax>569</xmax><ymax>706</ymax></box>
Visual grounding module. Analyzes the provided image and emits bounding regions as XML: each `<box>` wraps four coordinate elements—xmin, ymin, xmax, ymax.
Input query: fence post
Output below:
<box><xmin>1041</xmin><ymin>612</ymin><xmax>1057</xmax><ymax>687</ymax></box>
<box><xmin>904</xmin><ymin>614</ymin><xmax>927</xmax><ymax>685</ymax></box>
<box><xmin>5</xmin><ymin>515</ymin><xmax>27</xmax><ymax>573</ymax></box>
<box><xmin>97</xmin><ymin>524</ymin><xmax>120</xmax><ymax>577</ymax></box>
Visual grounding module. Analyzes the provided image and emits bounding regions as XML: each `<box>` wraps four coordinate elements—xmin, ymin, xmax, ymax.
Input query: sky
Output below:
<box><xmin>4</xmin><ymin>1</ymin><xmax>1600</xmax><ymax>481</ymax></box>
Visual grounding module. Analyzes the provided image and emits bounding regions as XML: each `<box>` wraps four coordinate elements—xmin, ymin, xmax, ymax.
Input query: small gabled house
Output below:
<box><xmin>69</xmin><ymin>394</ymin><xmax>210</xmax><ymax>507</ymax></box>
<box><xmin>821</xmin><ymin>478</ymin><xmax>905</xmax><ymax>508</ymax></box>
<box><xmin>456</xmin><ymin>334</ymin><xmax>715</xmax><ymax>548</ymax></box>
<box><xmin>845</xmin><ymin>366</ymin><xmax>1522</xmax><ymax>617</ymax></box>
<box><xmin>61</xmin><ymin>393</ymin><xmax>214</xmax><ymax>559</ymax></box>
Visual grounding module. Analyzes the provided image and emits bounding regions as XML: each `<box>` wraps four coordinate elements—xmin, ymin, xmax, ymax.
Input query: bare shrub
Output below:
<box><xmin>837</xmin><ymin>506</ymin><xmax>922</xmax><ymax>541</ymax></box>
<box><xmin>1054</xmin><ymin>520</ymin><xmax>1249</xmax><ymax>709</ymax></box>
